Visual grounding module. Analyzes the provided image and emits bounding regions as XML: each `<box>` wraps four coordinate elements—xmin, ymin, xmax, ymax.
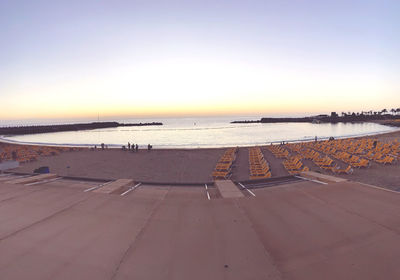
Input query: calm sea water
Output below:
<box><xmin>0</xmin><ymin>116</ymin><xmax>397</xmax><ymax>148</ymax></box>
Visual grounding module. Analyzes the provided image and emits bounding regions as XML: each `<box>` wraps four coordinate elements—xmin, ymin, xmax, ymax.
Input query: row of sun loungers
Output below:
<box><xmin>248</xmin><ymin>147</ymin><xmax>271</xmax><ymax>179</ymax></box>
<box><xmin>311</xmin><ymin>138</ymin><xmax>398</xmax><ymax>167</ymax></box>
<box><xmin>0</xmin><ymin>143</ymin><xmax>82</xmax><ymax>163</ymax></box>
<box><xmin>212</xmin><ymin>147</ymin><xmax>238</xmax><ymax>180</ymax></box>
<box><xmin>282</xmin><ymin>156</ymin><xmax>309</xmax><ymax>175</ymax></box>
<box><xmin>285</xmin><ymin>137</ymin><xmax>400</xmax><ymax>174</ymax></box>
<box><xmin>265</xmin><ymin>145</ymin><xmax>308</xmax><ymax>175</ymax></box>
<box><xmin>266</xmin><ymin>145</ymin><xmax>289</xmax><ymax>159</ymax></box>
<box><xmin>287</xmin><ymin>144</ymin><xmax>353</xmax><ymax>174</ymax></box>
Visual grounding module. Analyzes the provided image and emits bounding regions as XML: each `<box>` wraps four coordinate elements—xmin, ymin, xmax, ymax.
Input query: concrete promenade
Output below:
<box><xmin>0</xmin><ymin>175</ymin><xmax>399</xmax><ymax>279</ymax></box>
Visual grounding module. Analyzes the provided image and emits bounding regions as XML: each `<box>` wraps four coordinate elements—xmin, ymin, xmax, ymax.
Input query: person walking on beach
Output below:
<box><xmin>128</xmin><ymin>142</ymin><xmax>131</xmax><ymax>150</ymax></box>
<box><xmin>135</xmin><ymin>144</ymin><xmax>138</xmax><ymax>152</ymax></box>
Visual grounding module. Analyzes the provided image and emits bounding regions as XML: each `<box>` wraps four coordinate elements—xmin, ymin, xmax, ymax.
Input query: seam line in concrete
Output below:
<box><xmin>357</xmin><ymin>181</ymin><xmax>400</xmax><ymax>194</ymax></box>
<box><xmin>0</xmin><ymin>196</ymin><xmax>91</xmax><ymax>243</ymax></box>
<box><xmin>0</xmin><ymin>187</ymin><xmax>50</xmax><ymax>205</ymax></box>
<box><xmin>233</xmin><ymin>200</ymin><xmax>284</xmax><ymax>280</ymax></box>
<box><xmin>298</xmin><ymin>186</ymin><xmax>400</xmax><ymax>237</ymax></box>
<box><xmin>110</xmin><ymin>186</ymin><xmax>171</xmax><ymax>280</ymax></box>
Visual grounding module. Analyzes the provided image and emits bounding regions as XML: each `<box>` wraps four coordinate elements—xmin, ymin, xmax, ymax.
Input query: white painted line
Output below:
<box><xmin>24</xmin><ymin>177</ymin><xmax>61</xmax><ymax>186</ymax></box>
<box><xmin>84</xmin><ymin>185</ymin><xmax>102</xmax><ymax>192</ymax></box>
<box><xmin>84</xmin><ymin>181</ymin><xmax>112</xmax><ymax>192</ymax></box>
<box><xmin>121</xmin><ymin>183</ymin><xmax>142</xmax><ymax>196</ymax></box>
<box><xmin>3</xmin><ymin>175</ymin><xmax>32</xmax><ymax>181</ymax></box>
<box><xmin>358</xmin><ymin>182</ymin><xmax>400</xmax><ymax>195</ymax></box>
<box><xmin>295</xmin><ymin>175</ymin><xmax>328</xmax><ymax>185</ymax></box>
<box><xmin>238</xmin><ymin>183</ymin><xmax>256</xmax><ymax>197</ymax></box>
<box><xmin>204</xmin><ymin>184</ymin><xmax>210</xmax><ymax>200</ymax></box>
<box><xmin>12</xmin><ymin>175</ymin><xmax>32</xmax><ymax>179</ymax></box>
<box><xmin>246</xmin><ymin>188</ymin><xmax>256</xmax><ymax>197</ymax></box>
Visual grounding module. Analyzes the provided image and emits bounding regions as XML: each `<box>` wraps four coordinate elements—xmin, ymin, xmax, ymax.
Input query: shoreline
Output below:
<box><xmin>1</xmin><ymin>126</ymin><xmax>399</xmax><ymax>149</ymax></box>
<box><xmin>3</xmin><ymin>128</ymin><xmax>400</xmax><ymax>188</ymax></box>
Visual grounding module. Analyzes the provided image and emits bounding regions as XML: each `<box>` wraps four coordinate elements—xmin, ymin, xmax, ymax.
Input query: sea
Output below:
<box><xmin>0</xmin><ymin>116</ymin><xmax>397</xmax><ymax>149</ymax></box>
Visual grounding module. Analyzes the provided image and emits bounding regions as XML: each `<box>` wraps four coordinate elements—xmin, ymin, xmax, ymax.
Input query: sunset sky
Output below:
<box><xmin>1</xmin><ymin>0</ymin><xmax>399</xmax><ymax>120</ymax></box>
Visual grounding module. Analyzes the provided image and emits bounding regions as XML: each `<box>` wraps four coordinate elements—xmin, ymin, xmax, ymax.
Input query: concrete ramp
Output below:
<box><xmin>301</xmin><ymin>171</ymin><xmax>348</xmax><ymax>184</ymax></box>
<box><xmin>214</xmin><ymin>180</ymin><xmax>244</xmax><ymax>198</ymax></box>
<box><xmin>94</xmin><ymin>179</ymin><xmax>134</xmax><ymax>194</ymax></box>
<box><xmin>7</xmin><ymin>173</ymin><xmax>58</xmax><ymax>185</ymax></box>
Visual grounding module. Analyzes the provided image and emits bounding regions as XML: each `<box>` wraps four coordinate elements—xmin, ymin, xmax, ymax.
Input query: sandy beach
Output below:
<box><xmin>8</xmin><ymin>148</ymin><xmax>224</xmax><ymax>183</ymax></box>
<box><xmin>4</xmin><ymin>129</ymin><xmax>399</xmax><ymax>190</ymax></box>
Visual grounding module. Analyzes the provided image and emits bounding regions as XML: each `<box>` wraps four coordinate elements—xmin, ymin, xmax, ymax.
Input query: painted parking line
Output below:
<box><xmin>204</xmin><ymin>184</ymin><xmax>211</xmax><ymax>200</ymax></box>
<box><xmin>84</xmin><ymin>181</ymin><xmax>113</xmax><ymax>192</ymax></box>
<box><xmin>3</xmin><ymin>175</ymin><xmax>33</xmax><ymax>181</ymax></box>
<box><xmin>238</xmin><ymin>183</ymin><xmax>256</xmax><ymax>197</ymax></box>
<box><xmin>358</xmin><ymin>182</ymin><xmax>400</xmax><ymax>194</ymax></box>
<box><xmin>120</xmin><ymin>183</ymin><xmax>142</xmax><ymax>196</ymax></box>
<box><xmin>24</xmin><ymin>177</ymin><xmax>61</xmax><ymax>186</ymax></box>
<box><xmin>295</xmin><ymin>175</ymin><xmax>328</xmax><ymax>185</ymax></box>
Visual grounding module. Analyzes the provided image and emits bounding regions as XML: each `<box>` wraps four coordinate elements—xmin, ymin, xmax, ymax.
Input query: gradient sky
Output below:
<box><xmin>1</xmin><ymin>0</ymin><xmax>399</xmax><ymax>120</ymax></box>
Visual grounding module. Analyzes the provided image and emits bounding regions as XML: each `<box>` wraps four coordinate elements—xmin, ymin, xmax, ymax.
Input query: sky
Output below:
<box><xmin>1</xmin><ymin>0</ymin><xmax>399</xmax><ymax>120</ymax></box>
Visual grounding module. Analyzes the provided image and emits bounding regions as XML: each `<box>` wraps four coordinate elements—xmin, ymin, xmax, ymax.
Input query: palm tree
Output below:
<box><xmin>391</xmin><ymin>108</ymin><xmax>396</xmax><ymax>115</ymax></box>
<box><xmin>397</xmin><ymin>108</ymin><xmax>400</xmax><ymax>115</ymax></box>
<box><xmin>382</xmin><ymin>109</ymin><xmax>387</xmax><ymax>115</ymax></box>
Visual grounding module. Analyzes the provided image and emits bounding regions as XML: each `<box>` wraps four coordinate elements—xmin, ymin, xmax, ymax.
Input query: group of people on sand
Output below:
<box><xmin>93</xmin><ymin>142</ymin><xmax>153</xmax><ymax>151</ymax></box>
<box><xmin>126</xmin><ymin>142</ymin><xmax>152</xmax><ymax>151</ymax></box>
<box><xmin>127</xmin><ymin>142</ymin><xmax>138</xmax><ymax>152</ymax></box>
<box><xmin>93</xmin><ymin>143</ymin><xmax>107</xmax><ymax>150</ymax></box>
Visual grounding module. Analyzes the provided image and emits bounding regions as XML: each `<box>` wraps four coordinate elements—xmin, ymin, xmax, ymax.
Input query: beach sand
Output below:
<box><xmin>12</xmin><ymin>148</ymin><xmax>225</xmax><ymax>183</ymax></box>
<box><xmin>8</xmin><ymin>130</ymin><xmax>400</xmax><ymax>189</ymax></box>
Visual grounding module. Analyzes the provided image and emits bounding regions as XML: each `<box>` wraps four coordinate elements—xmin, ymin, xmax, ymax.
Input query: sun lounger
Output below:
<box><xmin>333</xmin><ymin>165</ymin><xmax>353</xmax><ymax>174</ymax></box>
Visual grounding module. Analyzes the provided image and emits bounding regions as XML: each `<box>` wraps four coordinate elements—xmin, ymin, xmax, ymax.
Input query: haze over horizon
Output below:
<box><xmin>1</xmin><ymin>0</ymin><xmax>399</xmax><ymax>120</ymax></box>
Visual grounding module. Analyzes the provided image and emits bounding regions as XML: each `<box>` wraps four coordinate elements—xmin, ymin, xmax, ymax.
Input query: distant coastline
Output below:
<box><xmin>232</xmin><ymin>113</ymin><xmax>400</xmax><ymax>126</ymax></box>
<box><xmin>0</xmin><ymin>121</ymin><xmax>163</xmax><ymax>136</ymax></box>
